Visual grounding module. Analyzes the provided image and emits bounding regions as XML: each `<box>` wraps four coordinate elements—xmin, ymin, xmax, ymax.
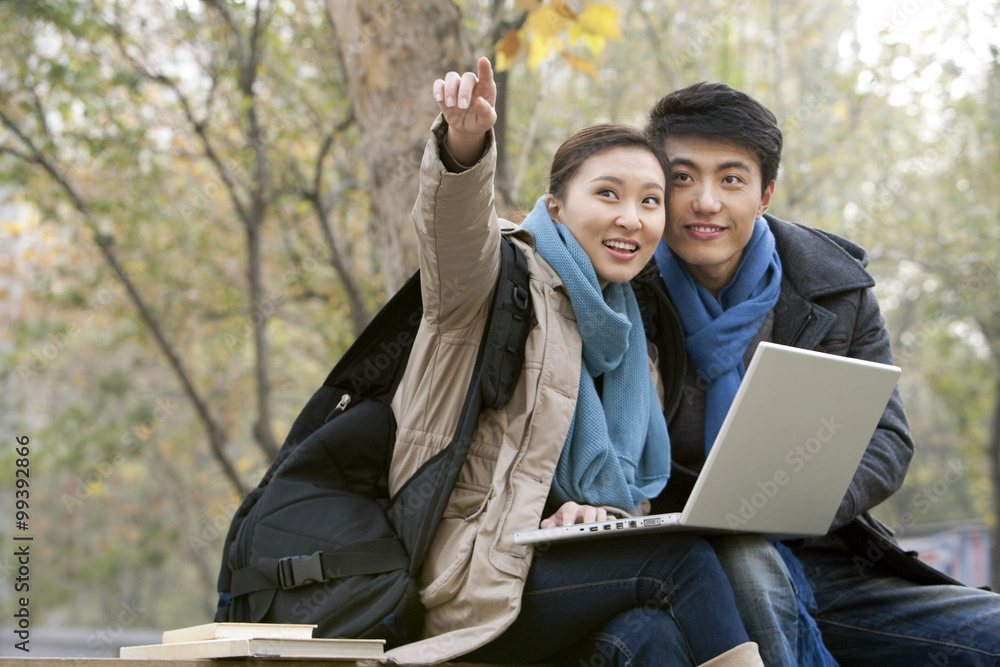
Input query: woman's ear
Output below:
<box><xmin>546</xmin><ymin>194</ymin><xmax>562</xmax><ymax>224</ymax></box>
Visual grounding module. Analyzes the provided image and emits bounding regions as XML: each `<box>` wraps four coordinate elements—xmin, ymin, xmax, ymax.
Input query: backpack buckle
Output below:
<box><xmin>277</xmin><ymin>552</ymin><xmax>325</xmax><ymax>589</ymax></box>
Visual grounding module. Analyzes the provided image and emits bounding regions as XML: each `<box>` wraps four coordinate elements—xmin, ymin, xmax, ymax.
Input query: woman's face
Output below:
<box><xmin>546</xmin><ymin>146</ymin><xmax>666</xmax><ymax>286</ymax></box>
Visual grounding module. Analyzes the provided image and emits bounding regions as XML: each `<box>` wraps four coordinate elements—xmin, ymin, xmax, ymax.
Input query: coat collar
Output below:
<box><xmin>765</xmin><ymin>215</ymin><xmax>876</xmax><ymax>348</ymax></box>
<box><xmin>765</xmin><ymin>214</ymin><xmax>875</xmax><ymax>300</ymax></box>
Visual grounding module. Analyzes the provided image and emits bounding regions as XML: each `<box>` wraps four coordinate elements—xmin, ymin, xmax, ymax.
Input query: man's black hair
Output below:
<box><xmin>645</xmin><ymin>82</ymin><xmax>783</xmax><ymax>193</ymax></box>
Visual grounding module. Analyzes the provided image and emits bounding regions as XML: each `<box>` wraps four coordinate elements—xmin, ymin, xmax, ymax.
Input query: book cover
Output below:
<box><xmin>121</xmin><ymin>636</ymin><xmax>385</xmax><ymax>660</ymax></box>
<box><xmin>161</xmin><ymin>621</ymin><xmax>317</xmax><ymax>644</ymax></box>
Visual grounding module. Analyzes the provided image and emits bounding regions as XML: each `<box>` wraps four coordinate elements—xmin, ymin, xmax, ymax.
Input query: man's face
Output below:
<box><xmin>662</xmin><ymin>135</ymin><xmax>775</xmax><ymax>295</ymax></box>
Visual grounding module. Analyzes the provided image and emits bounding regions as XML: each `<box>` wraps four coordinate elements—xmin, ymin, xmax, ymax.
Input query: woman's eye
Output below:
<box><xmin>597</xmin><ymin>188</ymin><xmax>618</xmax><ymax>198</ymax></box>
<box><xmin>643</xmin><ymin>195</ymin><xmax>661</xmax><ymax>205</ymax></box>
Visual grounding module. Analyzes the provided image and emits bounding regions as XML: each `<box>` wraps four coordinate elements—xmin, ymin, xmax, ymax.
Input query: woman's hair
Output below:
<box><xmin>547</xmin><ymin>124</ymin><xmax>671</xmax><ymax>201</ymax></box>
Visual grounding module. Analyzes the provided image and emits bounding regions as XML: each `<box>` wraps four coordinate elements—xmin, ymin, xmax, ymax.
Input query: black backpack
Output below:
<box><xmin>213</xmin><ymin>237</ymin><xmax>532</xmax><ymax>649</ymax></box>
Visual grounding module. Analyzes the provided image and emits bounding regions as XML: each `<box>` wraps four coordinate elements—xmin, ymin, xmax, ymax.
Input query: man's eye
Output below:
<box><xmin>673</xmin><ymin>173</ymin><xmax>691</xmax><ymax>182</ymax></box>
<box><xmin>723</xmin><ymin>175</ymin><xmax>743</xmax><ymax>184</ymax></box>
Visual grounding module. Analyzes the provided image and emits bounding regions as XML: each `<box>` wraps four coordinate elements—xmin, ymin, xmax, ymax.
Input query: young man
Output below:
<box><xmin>633</xmin><ymin>82</ymin><xmax>1000</xmax><ymax>666</ymax></box>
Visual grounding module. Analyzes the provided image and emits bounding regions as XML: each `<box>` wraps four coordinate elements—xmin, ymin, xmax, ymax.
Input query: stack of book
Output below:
<box><xmin>119</xmin><ymin>622</ymin><xmax>385</xmax><ymax>660</ymax></box>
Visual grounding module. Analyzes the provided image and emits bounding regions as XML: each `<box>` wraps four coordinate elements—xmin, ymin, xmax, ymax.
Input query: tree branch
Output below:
<box><xmin>0</xmin><ymin>106</ymin><xmax>248</xmax><ymax>497</ymax></box>
<box><xmin>301</xmin><ymin>121</ymin><xmax>372</xmax><ymax>336</ymax></box>
<box><xmin>111</xmin><ymin>6</ymin><xmax>280</xmax><ymax>458</ymax></box>
<box><xmin>511</xmin><ymin>69</ymin><xmax>547</xmax><ymax>200</ymax></box>
<box><xmin>234</xmin><ymin>0</ymin><xmax>279</xmax><ymax>458</ymax></box>
<box><xmin>107</xmin><ymin>27</ymin><xmax>252</xmax><ymax>225</ymax></box>
<box><xmin>631</xmin><ymin>0</ymin><xmax>677</xmax><ymax>89</ymax></box>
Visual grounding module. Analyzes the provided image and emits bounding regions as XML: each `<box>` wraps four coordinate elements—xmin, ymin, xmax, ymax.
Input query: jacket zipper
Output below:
<box><xmin>325</xmin><ymin>393</ymin><xmax>353</xmax><ymax>422</ymax></box>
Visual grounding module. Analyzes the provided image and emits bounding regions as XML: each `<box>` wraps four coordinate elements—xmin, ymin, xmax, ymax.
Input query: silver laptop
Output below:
<box><xmin>513</xmin><ymin>342</ymin><xmax>901</xmax><ymax>545</ymax></box>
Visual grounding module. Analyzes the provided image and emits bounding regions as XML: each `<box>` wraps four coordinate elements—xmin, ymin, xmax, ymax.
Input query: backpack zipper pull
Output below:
<box><xmin>325</xmin><ymin>393</ymin><xmax>352</xmax><ymax>422</ymax></box>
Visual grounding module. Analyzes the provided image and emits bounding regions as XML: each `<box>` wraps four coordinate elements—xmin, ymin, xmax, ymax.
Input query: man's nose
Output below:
<box><xmin>692</xmin><ymin>184</ymin><xmax>723</xmax><ymax>213</ymax></box>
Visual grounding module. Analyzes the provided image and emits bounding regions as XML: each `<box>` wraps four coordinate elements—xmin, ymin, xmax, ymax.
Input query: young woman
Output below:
<box><xmin>383</xmin><ymin>57</ymin><xmax>762</xmax><ymax>667</ymax></box>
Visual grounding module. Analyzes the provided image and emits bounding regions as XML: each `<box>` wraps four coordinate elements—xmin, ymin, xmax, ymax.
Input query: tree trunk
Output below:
<box><xmin>990</xmin><ymin>362</ymin><xmax>1000</xmax><ymax>589</ymax></box>
<box><xmin>492</xmin><ymin>66</ymin><xmax>517</xmax><ymax>217</ymax></box>
<box><xmin>486</xmin><ymin>0</ymin><xmax>523</xmax><ymax>217</ymax></box>
<box><xmin>325</xmin><ymin>0</ymin><xmax>473</xmax><ymax>294</ymax></box>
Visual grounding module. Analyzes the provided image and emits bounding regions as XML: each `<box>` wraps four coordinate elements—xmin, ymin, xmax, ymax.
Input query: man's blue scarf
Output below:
<box><xmin>521</xmin><ymin>196</ymin><xmax>671</xmax><ymax>511</ymax></box>
<box><xmin>656</xmin><ymin>219</ymin><xmax>838</xmax><ymax>666</ymax></box>
<box><xmin>654</xmin><ymin>219</ymin><xmax>781</xmax><ymax>454</ymax></box>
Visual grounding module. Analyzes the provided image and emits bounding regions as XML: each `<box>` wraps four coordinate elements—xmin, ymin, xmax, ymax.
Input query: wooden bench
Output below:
<box><xmin>2</xmin><ymin>659</ymin><xmax>539</xmax><ymax>666</ymax></box>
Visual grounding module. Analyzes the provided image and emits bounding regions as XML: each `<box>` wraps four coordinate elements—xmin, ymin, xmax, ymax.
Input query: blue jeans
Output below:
<box><xmin>799</xmin><ymin>546</ymin><xmax>1000</xmax><ymax>666</ymax></box>
<box><xmin>710</xmin><ymin>535</ymin><xmax>800</xmax><ymax>667</ymax></box>
<box><xmin>466</xmin><ymin>533</ymin><xmax>750</xmax><ymax>666</ymax></box>
<box><xmin>713</xmin><ymin>537</ymin><xmax>1000</xmax><ymax>666</ymax></box>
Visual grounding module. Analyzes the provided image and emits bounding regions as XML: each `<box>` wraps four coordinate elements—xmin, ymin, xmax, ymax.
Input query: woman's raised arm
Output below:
<box><xmin>412</xmin><ymin>56</ymin><xmax>501</xmax><ymax>330</ymax></box>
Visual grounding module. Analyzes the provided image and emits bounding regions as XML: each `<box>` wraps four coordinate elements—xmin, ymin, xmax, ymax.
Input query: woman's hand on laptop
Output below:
<box><xmin>540</xmin><ymin>501</ymin><xmax>609</xmax><ymax>528</ymax></box>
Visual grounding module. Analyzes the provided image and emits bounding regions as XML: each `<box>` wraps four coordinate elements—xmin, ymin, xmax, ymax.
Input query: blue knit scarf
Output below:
<box><xmin>656</xmin><ymin>220</ymin><xmax>838</xmax><ymax>667</ymax></box>
<box><xmin>654</xmin><ymin>219</ymin><xmax>782</xmax><ymax>454</ymax></box>
<box><xmin>521</xmin><ymin>196</ymin><xmax>671</xmax><ymax>511</ymax></box>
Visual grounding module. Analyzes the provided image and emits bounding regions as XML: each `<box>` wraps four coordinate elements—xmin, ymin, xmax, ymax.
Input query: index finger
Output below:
<box><xmin>477</xmin><ymin>56</ymin><xmax>494</xmax><ymax>90</ymax></box>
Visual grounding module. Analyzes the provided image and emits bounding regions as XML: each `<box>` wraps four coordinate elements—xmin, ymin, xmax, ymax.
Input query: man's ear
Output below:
<box><xmin>546</xmin><ymin>194</ymin><xmax>562</xmax><ymax>224</ymax></box>
<box><xmin>757</xmin><ymin>181</ymin><xmax>776</xmax><ymax>218</ymax></box>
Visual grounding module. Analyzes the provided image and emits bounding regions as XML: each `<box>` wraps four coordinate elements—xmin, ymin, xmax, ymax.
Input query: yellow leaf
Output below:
<box><xmin>121</xmin><ymin>462</ymin><xmax>142</xmax><ymax>484</ymax></box>
<box><xmin>582</xmin><ymin>32</ymin><xmax>607</xmax><ymax>56</ymax></box>
<box><xmin>528</xmin><ymin>33</ymin><xmax>552</xmax><ymax>70</ymax></box>
<box><xmin>568</xmin><ymin>24</ymin><xmax>607</xmax><ymax>56</ymax></box>
<box><xmin>527</xmin><ymin>5</ymin><xmax>569</xmax><ymax>40</ymax></box>
<box><xmin>562</xmin><ymin>52</ymin><xmax>599</xmax><ymax>78</ymax></box>
<box><xmin>515</xmin><ymin>0</ymin><xmax>541</xmax><ymax>11</ymax></box>
<box><xmin>135</xmin><ymin>423</ymin><xmax>155</xmax><ymax>442</ymax></box>
<box><xmin>550</xmin><ymin>0</ymin><xmax>577</xmax><ymax>20</ymax></box>
<box><xmin>576</xmin><ymin>4</ymin><xmax>622</xmax><ymax>40</ymax></box>
<box><xmin>85</xmin><ymin>480</ymin><xmax>110</xmax><ymax>499</ymax></box>
<box><xmin>497</xmin><ymin>28</ymin><xmax>521</xmax><ymax>60</ymax></box>
<box><xmin>495</xmin><ymin>49</ymin><xmax>513</xmax><ymax>72</ymax></box>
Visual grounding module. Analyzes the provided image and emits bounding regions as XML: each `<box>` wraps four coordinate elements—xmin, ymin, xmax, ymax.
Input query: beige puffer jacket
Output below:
<box><xmin>385</xmin><ymin>116</ymin><xmax>767</xmax><ymax>667</ymax></box>
<box><xmin>383</xmin><ymin>117</ymin><xmax>594</xmax><ymax>664</ymax></box>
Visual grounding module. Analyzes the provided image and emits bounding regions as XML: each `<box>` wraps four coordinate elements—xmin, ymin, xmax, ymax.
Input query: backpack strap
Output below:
<box><xmin>481</xmin><ymin>235</ymin><xmax>532</xmax><ymax>410</ymax></box>
<box><xmin>230</xmin><ymin>538</ymin><xmax>410</xmax><ymax>596</ymax></box>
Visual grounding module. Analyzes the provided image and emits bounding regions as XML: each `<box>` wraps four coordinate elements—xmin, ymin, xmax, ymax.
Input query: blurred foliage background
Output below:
<box><xmin>1</xmin><ymin>0</ymin><xmax>998</xmax><ymax>644</ymax></box>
